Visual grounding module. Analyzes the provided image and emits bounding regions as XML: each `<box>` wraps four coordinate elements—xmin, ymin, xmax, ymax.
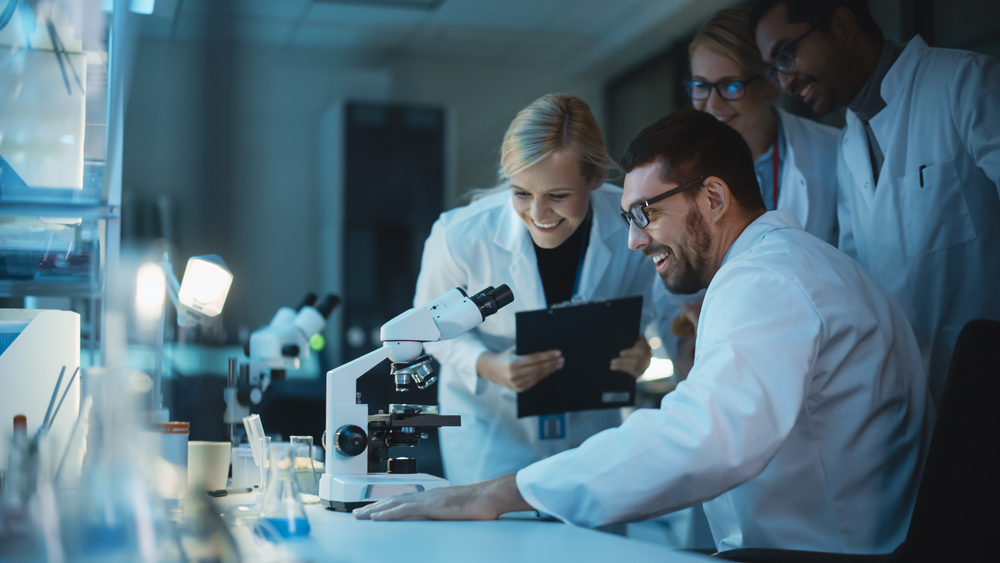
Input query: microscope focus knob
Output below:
<box><xmin>334</xmin><ymin>425</ymin><xmax>368</xmax><ymax>457</ymax></box>
<box><xmin>387</xmin><ymin>457</ymin><xmax>417</xmax><ymax>474</ymax></box>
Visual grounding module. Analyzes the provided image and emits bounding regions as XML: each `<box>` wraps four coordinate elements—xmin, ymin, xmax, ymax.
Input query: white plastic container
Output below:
<box><xmin>231</xmin><ymin>445</ymin><xmax>258</xmax><ymax>490</ymax></box>
<box><xmin>187</xmin><ymin>441</ymin><xmax>230</xmax><ymax>491</ymax></box>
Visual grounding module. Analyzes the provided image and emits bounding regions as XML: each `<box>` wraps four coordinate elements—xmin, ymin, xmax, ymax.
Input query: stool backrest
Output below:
<box><xmin>905</xmin><ymin>319</ymin><xmax>1000</xmax><ymax>562</ymax></box>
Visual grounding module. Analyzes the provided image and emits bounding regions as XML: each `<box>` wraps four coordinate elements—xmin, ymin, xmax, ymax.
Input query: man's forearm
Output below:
<box><xmin>485</xmin><ymin>473</ymin><xmax>534</xmax><ymax>515</ymax></box>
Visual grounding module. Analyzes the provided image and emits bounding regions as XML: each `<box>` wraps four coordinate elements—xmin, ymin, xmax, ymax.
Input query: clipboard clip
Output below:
<box><xmin>550</xmin><ymin>296</ymin><xmax>607</xmax><ymax>310</ymax></box>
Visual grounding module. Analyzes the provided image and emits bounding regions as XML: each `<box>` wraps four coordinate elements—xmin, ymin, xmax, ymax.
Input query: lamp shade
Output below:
<box><xmin>177</xmin><ymin>255</ymin><xmax>233</xmax><ymax>319</ymax></box>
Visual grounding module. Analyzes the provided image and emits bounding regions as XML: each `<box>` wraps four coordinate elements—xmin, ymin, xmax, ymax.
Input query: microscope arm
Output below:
<box><xmin>327</xmin><ymin>343</ymin><xmax>393</xmax><ymax>400</ymax></box>
<box><xmin>324</xmin><ymin>343</ymin><xmax>394</xmax><ymax>478</ymax></box>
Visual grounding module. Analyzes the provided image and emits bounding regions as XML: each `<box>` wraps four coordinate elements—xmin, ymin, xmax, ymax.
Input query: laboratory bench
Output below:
<box><xmin>217</xmin><ymin>493</ymin><xmax>710</xmax><ymax>563</ymax></box>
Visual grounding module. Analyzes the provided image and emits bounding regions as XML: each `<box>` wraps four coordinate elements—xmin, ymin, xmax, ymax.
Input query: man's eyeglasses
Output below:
<box><xmin>765</xmin><ymin>25</ymin><xmax>818</xmax><ymax>80</ymax></box>
<box><xmin>684</xmin><ymin>77</ymin><xmax>761</xmax><ymax>101</ymax></box>
<box><xmin>621</xmin><ymin>178</ymin><xmax>707</xmax><ymax>229</ymax></box>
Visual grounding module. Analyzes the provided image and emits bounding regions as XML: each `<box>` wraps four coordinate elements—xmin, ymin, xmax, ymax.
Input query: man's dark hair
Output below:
<box><xmin>750</xmin><ymin>0</ymin><xmax>884</xmax><ymax>42</ymax></box>
<box><xmin>621</xmin><ymin>109</ymin><xmax>765</xmax><ymax>213</ymax></box>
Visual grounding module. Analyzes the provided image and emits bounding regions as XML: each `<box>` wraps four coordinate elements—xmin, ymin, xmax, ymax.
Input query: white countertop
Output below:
<box><xmin>219</xmin><ymin>493</ymin><xmax>710</xmax><ymax>563</ymax></box>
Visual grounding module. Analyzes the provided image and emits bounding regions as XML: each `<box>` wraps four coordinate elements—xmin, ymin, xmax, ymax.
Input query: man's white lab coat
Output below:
<box><xmin>414</xmin><ymin>185</ymin><xmax>655</xmax><ymax>485</ymax></box>
<box><xmin>517</xmin><ymin>210</ymin><xmax>934</xmax><ymax>553</ymax></box>
<box><xmin>654</xmin><ymin>107</ymin><xmax>842</xmax><ymax>357</ymax></box>
<box><xmin>837</xmin><ymin>36</ymin><xmax>1000</xmax><ymax>409</ymax></box>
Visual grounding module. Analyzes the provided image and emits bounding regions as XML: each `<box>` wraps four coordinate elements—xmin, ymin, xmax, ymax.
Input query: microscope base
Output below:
<box><xmin>318</xmin><ymin>472</ymin><xmax>450</xmax><ymax>512</ymax></box>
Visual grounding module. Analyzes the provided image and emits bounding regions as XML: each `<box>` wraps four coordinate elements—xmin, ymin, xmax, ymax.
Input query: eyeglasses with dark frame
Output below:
<box><xmin>620</xmin><ymin>177</ymin><xmax>707</xmax><ymax>229</ymax></box>
<box><xmin>765</xmin><ymin>25</ymin><xmax>819</xmax><ymax>80</ymax></box>
<box><xmin>684</xmin><ymin>76</ymin><xmax>762</xmax><ymax>101</ymax></box>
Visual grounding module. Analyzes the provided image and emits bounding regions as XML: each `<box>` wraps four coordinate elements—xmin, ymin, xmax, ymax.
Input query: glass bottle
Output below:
<box><xmin>257</xmin><ymin>443</ymin><xmax>310</xmax><ymax>539</ymax></box>
<box><xmin>2</xmin><ymin>414</ymin><xmax>35</xmax><ymax>511</ymax></box>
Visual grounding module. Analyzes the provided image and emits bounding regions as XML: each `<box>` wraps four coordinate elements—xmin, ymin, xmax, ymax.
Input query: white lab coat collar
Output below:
<box><xmin>491</xmin><ymin>189</ymin><xmax>621</xmax><ymax>309</ymax></box>
<box><xmin>879</xmin><ymin>35</ymin><xmax>928</xmax><ymax>104</ymax></box>
<box><xmin>845</xmin><ymin>36</ymin><xmax>929</xmax><ymax>204</ymax></box>
<box><xmin>494</xmin><ymin>199</ymin><xmax>547</xmax><ymax>311</ymax></box>
<box><xmin>576</xmin><ymin>192</ymin><xmax>619</xmax><ymax>298</ymax></box>
<box><xmin>721</xmin><ymin>209</ymin><xmax>803</xmax><ymax>268</ymax></box>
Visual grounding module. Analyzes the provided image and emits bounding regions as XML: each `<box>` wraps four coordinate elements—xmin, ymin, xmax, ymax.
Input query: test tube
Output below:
<box><xmin>258</xmin><ymin>436</ymin><xmax>271</xmax><ymax>493</ymax></box>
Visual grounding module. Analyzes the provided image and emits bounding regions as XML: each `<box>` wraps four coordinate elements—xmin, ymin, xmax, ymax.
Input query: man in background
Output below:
<box><xmin>753</xmin><ymin>0</ymin><xmax>1000</xmax><ymax>409</ymax></box>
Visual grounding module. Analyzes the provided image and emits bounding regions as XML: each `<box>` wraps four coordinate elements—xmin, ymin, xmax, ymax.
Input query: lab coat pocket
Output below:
<box><xmin>897</xmin><ymin>159</ymin><xmax>976</xmax><ymax>257</ymax></box>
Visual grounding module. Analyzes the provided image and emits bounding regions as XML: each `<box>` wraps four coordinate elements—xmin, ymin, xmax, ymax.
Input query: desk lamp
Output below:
<box><xmin>136</xmin><ymin>253</ymin><xmax>233</xmax><ymax>418</ymax></box>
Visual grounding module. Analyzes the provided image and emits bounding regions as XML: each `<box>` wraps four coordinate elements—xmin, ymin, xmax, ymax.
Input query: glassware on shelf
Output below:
<box><xmin>256</xmin><ymin>443</ymin><xmax>310</xmax><ymax>540</ymax></box>
<box><xmin>289</xmin><ymin>436</ymin><xmax>319</xmax><ymax>501</ymax></box>
<box><xmin>0</xmin><ymin>217</ymin><xmax>100</xmax><ymax>288</ymax></box>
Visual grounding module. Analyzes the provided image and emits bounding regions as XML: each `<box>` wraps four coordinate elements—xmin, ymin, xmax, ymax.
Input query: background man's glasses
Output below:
<box><xmin>765</xmin><ymin>26</ymin><xmax>818</xmax><ymax>80</ymax></box>
<box><xmin>684</xmin><ymin>77</ymin><xmax>761</xmax><ymax>101</ymax></box>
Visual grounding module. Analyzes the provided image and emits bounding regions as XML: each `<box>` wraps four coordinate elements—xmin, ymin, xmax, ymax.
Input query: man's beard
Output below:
<box><xmin>660</xmin><ymin>207</ymin><xmax>712</xmax><ymax>295</ymax></box>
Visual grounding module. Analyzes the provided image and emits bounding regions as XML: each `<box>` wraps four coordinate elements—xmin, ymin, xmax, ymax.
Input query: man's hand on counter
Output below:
<box><xmin>352</xmin><ymin>473</ymin><xmax>532</xmax><ymax>521</ymax></box>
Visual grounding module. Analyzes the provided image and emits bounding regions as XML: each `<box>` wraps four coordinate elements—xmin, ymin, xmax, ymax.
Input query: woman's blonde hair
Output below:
<box><xmin>689</xmin><ymin>8</ymin><xmax>768</xmax><ymax>79</ymax></box>
<box><xmin>498</xmin><ymin>94</ymin><xmax>616</xmax><ymax>183</ymax></box>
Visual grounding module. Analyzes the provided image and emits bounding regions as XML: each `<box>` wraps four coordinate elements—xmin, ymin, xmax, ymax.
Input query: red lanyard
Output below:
<box><xmin>772</xmin><ymin>135</ymin><xmax>780</xmax><ymax>209</ymax></box>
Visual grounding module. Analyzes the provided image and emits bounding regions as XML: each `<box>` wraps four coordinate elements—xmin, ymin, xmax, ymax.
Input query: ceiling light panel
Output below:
<box><xmin>313</xmin><ymin>0</ymin><xmax>445</xmax><ymax>11</ymax></box>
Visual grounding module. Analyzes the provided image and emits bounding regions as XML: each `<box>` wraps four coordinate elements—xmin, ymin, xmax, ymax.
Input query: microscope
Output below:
<box><xmin>318</xmin><ymin>284</ymin><xmax>514</xmax><ymax>511</ymax></box>
<box><xmin>223</xmin><ymin>293</ymin><xmax>340</xmax><ymax>443</ymax></box>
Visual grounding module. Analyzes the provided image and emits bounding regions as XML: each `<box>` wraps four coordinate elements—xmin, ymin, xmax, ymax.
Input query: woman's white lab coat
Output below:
<box><xmin>836</xmin><ymin>36</ymin><xmax>1000</xmax><ymax>409</ymax></box>
<box><xmin>413</xmin><ymin>184</ymin><xmax>655</xmax><ymax>485</ymax></box>
<box><xmin>654</xmin><ymin>107</ymin><xmax>841</xmax><ymax>354</ymax></box>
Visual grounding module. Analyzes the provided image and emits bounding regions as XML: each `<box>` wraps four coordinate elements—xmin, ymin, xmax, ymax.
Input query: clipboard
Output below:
<box><xmin>515</xmin><ymin>296</ymin><xmax>642</xmax><ymax>418</ymax></box>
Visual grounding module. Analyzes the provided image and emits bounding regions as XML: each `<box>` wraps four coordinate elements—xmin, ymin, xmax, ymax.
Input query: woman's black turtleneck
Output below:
<box><xmin>533</xmin><ymin>208</ymin><xmax>592</xmax><ymax>307</ymax></box>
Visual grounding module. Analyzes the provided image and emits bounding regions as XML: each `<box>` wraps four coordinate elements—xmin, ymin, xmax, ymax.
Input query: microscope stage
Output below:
<box><xmin>319</xmin><ymin>472</ymin><xmax>450</xmax><ymax>512</ymax></box>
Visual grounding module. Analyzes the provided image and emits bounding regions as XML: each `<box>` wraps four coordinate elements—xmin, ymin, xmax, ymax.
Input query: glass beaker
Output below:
<box><xmin>289</xmin><ymin>436</ymin><xmax>319</xmax><ymax>499</ymax></box>
<box><xmin>257</xmin><ymin>444</ymin><xmax>310</xmax><ymax>539</ymax></box>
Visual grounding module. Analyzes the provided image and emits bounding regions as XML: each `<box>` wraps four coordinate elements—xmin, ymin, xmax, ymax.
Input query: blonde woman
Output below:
<box><xmin>658</xmin><ymin>8</ymin><xmax>841</xmax><ymax>358</ymax></box>
<box><xmin>413</xmin><ymin>94</ymin><xmax>655</xmax><ymax>485</ymax></box>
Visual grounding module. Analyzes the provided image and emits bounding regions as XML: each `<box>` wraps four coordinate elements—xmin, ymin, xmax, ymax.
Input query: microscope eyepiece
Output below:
<box><xmin>297</xmin><ymin>292</ymin><xmax>318</xmax><ymax>310</ymax></box>
<box><xmin>317</xmin><ymin>294</ymin><xmax>342</xmax><ymax>318</ymax></box>
<box><xmin>470</xmin><ymin>284</ymin><xmax>514</xmax><ymax>320</ymax></box>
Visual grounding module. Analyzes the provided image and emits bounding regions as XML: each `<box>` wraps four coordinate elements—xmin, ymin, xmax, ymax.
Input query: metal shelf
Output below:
<box><xmin>0</xmin><ymin>280</ymin><xmax>98</xmax><ymax>299</ymax></box>
<box><xmin>0</xmin><ymin>203</ymin><xmax>119</xmax><ymax>219</ymax></box>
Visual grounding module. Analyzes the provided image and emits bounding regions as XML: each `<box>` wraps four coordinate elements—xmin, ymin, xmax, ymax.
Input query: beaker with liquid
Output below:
<box><xmin>257</xmin><ymin>443</ymin><xmax>310</xmax><ymax>539</ymax></box>
<box><xmin>289</xmin><ymin>436</ymin><xmax>319</xmax><ymax>500</ymax></box>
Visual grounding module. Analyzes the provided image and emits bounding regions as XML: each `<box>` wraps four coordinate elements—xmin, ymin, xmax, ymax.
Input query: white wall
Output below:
<box><xmin>389</xmin><ymin>55</ymin><xmax>605</xmax><ymax>206</ymax></box>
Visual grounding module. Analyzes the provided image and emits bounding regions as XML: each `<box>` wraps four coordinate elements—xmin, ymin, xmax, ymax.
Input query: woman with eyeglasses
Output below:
<box><xmin>413</xmin><ymin>94</ymin><xmax>656</xmax><ymax>486</ymax></box>
<box><xmin>688</xmin><ymin>8</ymin><xmax>839</xmax><ymax>240</ymax></box>
<box><xmin>659</xmin><ymin>8</ymin><xmax>842</xmax><ymax>362</ymax></box>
